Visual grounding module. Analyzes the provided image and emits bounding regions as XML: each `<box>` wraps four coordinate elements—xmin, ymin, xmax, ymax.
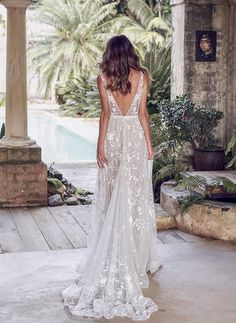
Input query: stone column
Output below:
<box><xmin>0</xmin><ymin>0</ymin><xmax>35</xmax><ymax>146</ymax></box>
<box><xmin>0</xmin><ymin>0</ymin><xmax>47</xmax><ymax>207</ymax></box>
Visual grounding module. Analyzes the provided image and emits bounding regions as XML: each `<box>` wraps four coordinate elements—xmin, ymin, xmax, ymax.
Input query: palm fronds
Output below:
<box><xmin>124</xmin><ymin>0</ymin><xmax>171</xmax><ymax>54</ymax></box>
<box><xmin>28</xmin><ymin>0</ymin><xmax>119</xmax><ymax>98</ymax></box>
<box><xmin>146</xmin><ymin>44</ymin><xmax>171</xmax><ymax>112</ymax></box>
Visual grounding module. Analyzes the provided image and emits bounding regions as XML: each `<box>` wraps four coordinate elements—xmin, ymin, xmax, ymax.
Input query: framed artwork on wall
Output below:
<box><xmin>195</xmin><ymin>31</ymin><xmax>217</xmax><ymax>62</ymax></box>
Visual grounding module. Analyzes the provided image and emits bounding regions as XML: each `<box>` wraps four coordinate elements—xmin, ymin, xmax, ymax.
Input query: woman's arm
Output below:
<box><xmin>96</xmin><ymin>75</ymin><xmax>111</xmax><ymax>168</ymax></box>
<box><xmin>138</xmin><ymin>75</ymin><xmax>154</xmax><ymax>160</ymax></box>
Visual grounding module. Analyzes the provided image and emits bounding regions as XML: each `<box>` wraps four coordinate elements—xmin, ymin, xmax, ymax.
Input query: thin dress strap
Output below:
<box><xmin>138</xmin><ymin>71</ymin><xmax>144</xmax><ymax>93</ymax></box>
<box><xmin>137</xmin><ymin>71</ymin><xmax>144</xmax><ymax>101</ymax></box>
<box><xmin>100</xmin><ymin>73</ymin><xmax>107</xmax><ymax>89</ymax></box>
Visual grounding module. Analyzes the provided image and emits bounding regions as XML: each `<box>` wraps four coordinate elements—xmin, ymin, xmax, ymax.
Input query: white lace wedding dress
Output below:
<box><xmin>62</xmin><ymin>71</ymin><xmax>162</xmax><ymax>320</ymax></box>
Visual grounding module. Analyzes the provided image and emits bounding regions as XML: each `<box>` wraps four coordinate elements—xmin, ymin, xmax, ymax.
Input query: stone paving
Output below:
<box><xmin>0</xmin><ymin>240</ymin><xmax>236</xmax><ymax>323</ymax></box>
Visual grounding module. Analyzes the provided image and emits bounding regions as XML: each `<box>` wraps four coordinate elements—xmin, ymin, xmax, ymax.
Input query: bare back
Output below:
<box><xmin>100</xmin><ymin>69</ymin><xmax>144</xmax><ymax>117</ymax></box>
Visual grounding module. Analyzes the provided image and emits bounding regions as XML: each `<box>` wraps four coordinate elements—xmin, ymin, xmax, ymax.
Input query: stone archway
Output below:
<box><xmin>0</xmin><ymin>0</ymin><xmax>47</xmax><ymax>207</ymax></box>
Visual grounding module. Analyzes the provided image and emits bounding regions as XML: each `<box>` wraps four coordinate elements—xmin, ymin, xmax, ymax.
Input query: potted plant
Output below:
<box><xmin>159</xmin><ymin>94</ymin><xmax>224</xmax><ymax>171</ymax></box>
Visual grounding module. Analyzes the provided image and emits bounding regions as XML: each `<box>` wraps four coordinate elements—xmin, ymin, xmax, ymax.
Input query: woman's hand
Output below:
<box><xmin>147</xmin><ymin>144</ymin><xmax>154</xmax><ymax>160</ymax></box>
<box><xmin>97</xmin><ymin>144</ymin><xmax>108</xmax><ymax>168</ymax></box>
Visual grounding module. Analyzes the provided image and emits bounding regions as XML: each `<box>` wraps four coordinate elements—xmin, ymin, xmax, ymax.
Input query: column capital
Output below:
<box><xmin>0</xmin><ymin>0</ymin><xmax>32</xmax><ymax>8</ymax></box>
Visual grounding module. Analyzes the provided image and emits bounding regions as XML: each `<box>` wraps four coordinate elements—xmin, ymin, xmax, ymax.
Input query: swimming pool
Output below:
<box><xmin>0</xmin><ymin>113</ymin><xmax>98</xmax><ymax>163</ymax></box>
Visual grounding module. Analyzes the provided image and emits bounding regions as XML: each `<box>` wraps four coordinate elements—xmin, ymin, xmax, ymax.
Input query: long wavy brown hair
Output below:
<box><xmin>98</xmin><ymin>35</ymin><xmax>150</xmax><ymax>95</ymax></box>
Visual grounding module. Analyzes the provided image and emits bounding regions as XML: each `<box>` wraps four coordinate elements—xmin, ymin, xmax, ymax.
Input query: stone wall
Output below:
<box><xmin>0</xmin><ymin>145</ymin><xmax>47</xmax><ymax>207</ymax></box>
<box><xmin>227</xmin><ymin>4</ymin><xmax>236</xmax><ymax>137</ymax></box>
<box><xmin>171</xmin><ymin>0</ymin><xmax>236</xmax><ymax>145</ymax></box>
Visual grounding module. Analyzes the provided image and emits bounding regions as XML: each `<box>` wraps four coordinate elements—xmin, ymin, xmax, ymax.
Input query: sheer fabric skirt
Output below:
<box><xmin>62</xmin><ymin>115</ymin><xmax>162</xmax><ymax>320</ymax></box>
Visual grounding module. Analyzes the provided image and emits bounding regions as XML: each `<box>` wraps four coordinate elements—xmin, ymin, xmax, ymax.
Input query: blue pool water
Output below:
<box><xmin>0</xmin><ymin>115</ymin><xmax>96</xmax><ymax>163</ymax></box>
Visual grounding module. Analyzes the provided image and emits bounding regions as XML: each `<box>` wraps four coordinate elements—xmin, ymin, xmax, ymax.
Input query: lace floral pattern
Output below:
<box><xmin>62</xmin><ymin>71</ymin><xmax>162</xmax><ymax>320</ymax></box>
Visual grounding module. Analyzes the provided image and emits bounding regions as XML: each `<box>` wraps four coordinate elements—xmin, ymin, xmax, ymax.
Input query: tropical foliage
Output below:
<box><xmin>28</xmin><ymin>0</ymin><xmax>121</xmax><ymax>97</ymax></box>
<box><xmin>149</xmin><ymin>112</ymin><xmax>190</xmax><ymax>202</ymax></box>
<box><xmin>123</xmin><ymin>0</ymin><xmax>171</xmax><ymax>56</ymax></box>
<box><xmin>55</xmin><ymin>74</ymin><xmax>100</xmax><ymax>117</ymax></box>
<box><xmin>28</xmin><ymin>0</ymin><xmax>172</xmax><ymax>115</ymax></box>
<box><xmin>146</xmin><ymin>43</ymin><xmax>171</xmax><ymax>113</ymax></box>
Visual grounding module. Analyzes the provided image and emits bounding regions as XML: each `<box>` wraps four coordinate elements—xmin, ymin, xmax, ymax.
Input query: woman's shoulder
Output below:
<box><xmin>96</xmin><ymin>72</ymin><xmax>104</xmax><ymax>84</ymax></box>
<box><xmin>96</xmin><ymin>72</ymin><xmax>108</xmax><ymax>91</ymax></box>
<box><xmin>131</xmin><ymin>68</ymin><xmax>148</xmax><ymax>81</ymax></box>
<box><xmin>96</xmin><ymin>71</ymin><xmax>103</xmax><ymax>79</ymax></box>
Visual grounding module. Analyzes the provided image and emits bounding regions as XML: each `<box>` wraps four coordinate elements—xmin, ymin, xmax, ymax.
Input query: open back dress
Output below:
<box><xmin>62</xmin><ymin>70</ymin><xmax>162</xmax><ymax>320</ymax></box>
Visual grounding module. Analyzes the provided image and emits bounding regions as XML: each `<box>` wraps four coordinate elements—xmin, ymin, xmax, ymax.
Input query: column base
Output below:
<box><xmin>0</xmin><ymin>136</ymin><xmax>36</xmax><ymax>147</ymax></box>
<box><xmin>0</xmin><ymin>145</ymin><xmax>47</xmax><ymax>207</ymax></box>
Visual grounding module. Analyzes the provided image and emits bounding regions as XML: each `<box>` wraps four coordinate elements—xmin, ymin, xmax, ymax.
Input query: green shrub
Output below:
<box><xmin>159</xmin><ymin>94</ymin><xmax>224</xmax><ymax>150</ymax></box>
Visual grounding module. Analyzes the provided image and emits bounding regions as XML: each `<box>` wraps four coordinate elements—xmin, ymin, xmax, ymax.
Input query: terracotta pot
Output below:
<box><xmin>193</xmin><ymin>148</ymin><xmax>225</xmax><ymax>171</ymax></box>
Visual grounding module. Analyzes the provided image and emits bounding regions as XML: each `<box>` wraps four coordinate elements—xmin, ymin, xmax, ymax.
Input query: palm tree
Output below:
<box><xmin>123</xmin><ymin>0</ymin><xmax>171</xmax><ymax>57</ymax></box>
<box><xmin>120</xmin><ymin>0</ymin><xmax>171</xmax><ymax>107</ymax></box>
<box><xmin>145</xmin><ymin>43</ymin><xmax>171</xmax><ymax>112</ymax></box>
<box><xmin>28</xmin><ymin>0</ymin><xmax>119</xmax><ymax>98</ymax></box>
<box><xmin>147</xmin><ymin>0</ymin><xmax>171</xmax><ymax>20</ymax></box>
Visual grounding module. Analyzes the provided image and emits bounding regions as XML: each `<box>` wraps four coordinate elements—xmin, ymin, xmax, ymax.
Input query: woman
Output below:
<box><xmin>62</xmin><ymin>34</ymin><xmax>162</xmax><ymax>320</ymax></box>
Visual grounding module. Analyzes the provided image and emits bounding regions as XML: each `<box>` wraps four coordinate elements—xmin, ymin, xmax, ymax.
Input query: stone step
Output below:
<box><xmin>155</xmin><ymin>203</ymin><xmax>176</xmax><ymax>230</ymax></box>
<box><xmin>160</xmin><ymin>180</ymin><xmax>190</xmax><ymax>217</ymax></box>
<box><xmin>180</xmin><ymin>170</ymin><xmax>236</xmax><ymax>198</ymax></box>
<box><xmin>160</xmin><ymin>180</ymin><xmax>236</xmax><ymax>241</ymax></box>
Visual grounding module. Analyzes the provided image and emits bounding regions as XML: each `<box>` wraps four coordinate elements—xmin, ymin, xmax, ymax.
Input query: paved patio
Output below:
<box><xmin>0</xmin><ymin>239</ymin><xmax>236</xmax><ymax>323</ymax></box>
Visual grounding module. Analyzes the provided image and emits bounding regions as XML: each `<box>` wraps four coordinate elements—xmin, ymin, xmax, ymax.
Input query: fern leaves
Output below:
<box><xmin>176</xmin><ymin>175</ymin><xmax>236</xmax><ymax>194</ymax></box>
<box><xmin>176</xmin><ymin>175</ymin><xmax>207</xmax><ymax>192</ymax></box>
<box><xmin>210</xmin><ymin>176</ymin><xmax>236</xmax><ymax>193</ymax></box>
